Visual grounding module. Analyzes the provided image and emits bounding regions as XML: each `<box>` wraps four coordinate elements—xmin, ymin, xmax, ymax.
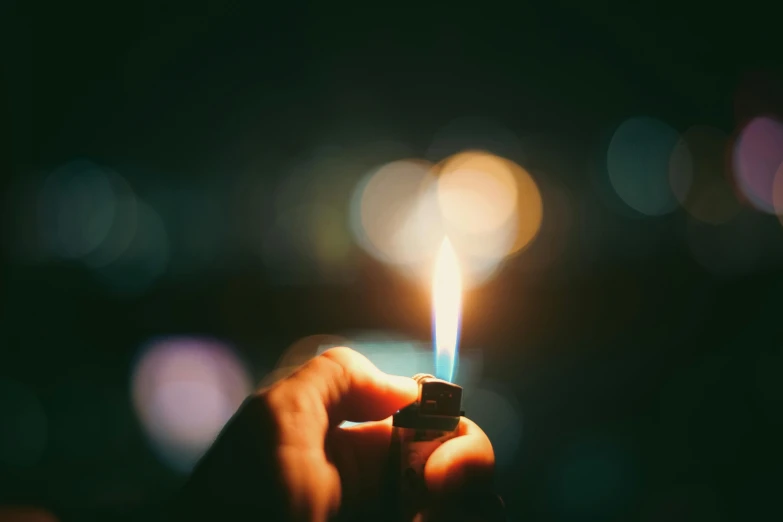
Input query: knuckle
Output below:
<box><xmin>264</xmin><ymin>384</ymin><xmax>326</xmax><ymax>445</ymax></box>
<box><xmin>265</xmin><ymin>382</ymin><xmax>314</xmax><ymax>417</ymax></box>
<box><xmin>320</xmin><ymin>346</ymin><xmax>374</xmax><ymax>377</ymax></box>
<box><xmin>319</xmin><ymin>347</ymin><xmax>360</xmax><ymax>382</ymax></box>
<box><xmin>320</xmin><ymin>346</ymin><xmax>357</xmax><ymax>366</ymax></box>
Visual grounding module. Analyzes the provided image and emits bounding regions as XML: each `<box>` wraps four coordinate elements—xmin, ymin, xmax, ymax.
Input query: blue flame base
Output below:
<box><xmin>435</xmin><ymin>350</ymin><xmax>458</xmax><ymax>383</ymax></box>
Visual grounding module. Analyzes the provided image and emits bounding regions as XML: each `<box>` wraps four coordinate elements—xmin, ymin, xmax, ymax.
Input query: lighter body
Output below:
<box><xmin>388</xmin><ymin>374</ymin><xmax>463</xmax><ymax>521</ymax></box>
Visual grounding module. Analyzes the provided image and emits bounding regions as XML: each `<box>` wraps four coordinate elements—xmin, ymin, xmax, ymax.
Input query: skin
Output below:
<box><xmin>177</xmin><ymin>347</ymin><xmax>500</xmax><ymax>522</ymax></box>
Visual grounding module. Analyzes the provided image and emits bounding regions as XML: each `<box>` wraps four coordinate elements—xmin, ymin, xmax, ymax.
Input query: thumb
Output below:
<box><xmin>271</xmin><ymin>347</ymin><xmax>417</xmax><ymax>429</ymax></box>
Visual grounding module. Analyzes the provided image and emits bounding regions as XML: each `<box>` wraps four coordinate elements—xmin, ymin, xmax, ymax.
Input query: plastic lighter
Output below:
<box><xmin>387</xmin><ymin>373</ymin><xmax>464</xmax><ymax>521</ymax></box>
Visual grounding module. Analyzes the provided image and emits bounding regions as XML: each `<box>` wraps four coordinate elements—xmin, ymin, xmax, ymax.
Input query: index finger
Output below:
<box><xmin>424</xmin><ymin>417</ymin><xmax>495</xmax><ymax>495</ymax></box>
<box><xmin>266</xmin><ymin>347</ymin><xmax>417</xmax><ymax>446</ymax></box>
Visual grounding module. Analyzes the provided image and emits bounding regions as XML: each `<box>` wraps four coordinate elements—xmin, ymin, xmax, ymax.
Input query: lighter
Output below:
<box><xmin>388</xmin><ymin>373</ymin><xmax>464</xmax><ymax>521</ymax></box>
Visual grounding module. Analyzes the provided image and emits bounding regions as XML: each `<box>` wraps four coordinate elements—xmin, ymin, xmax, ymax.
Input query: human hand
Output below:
<box><xmin>176</xmin><ymin>347</ymin><xmax>503</xmax><ymax>521</ymax></box>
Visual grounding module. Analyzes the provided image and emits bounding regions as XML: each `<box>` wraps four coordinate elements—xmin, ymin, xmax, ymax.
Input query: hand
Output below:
<box><xmin>176</xmin><ymin>347</ymin><xmax>503</xmax><ymax>522</ymax></box>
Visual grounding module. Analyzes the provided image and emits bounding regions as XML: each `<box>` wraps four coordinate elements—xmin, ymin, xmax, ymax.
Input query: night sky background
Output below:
<box><xmin>2</xmin><ymin>1</ymin><xmax>782</xmax><ymax>521</ymax></box>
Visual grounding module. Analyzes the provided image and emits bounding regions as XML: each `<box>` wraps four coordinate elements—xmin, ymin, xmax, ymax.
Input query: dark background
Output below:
<box><xmin>2</xmin><ymin>1</ymin><xmax>782</xmax><ymax>521</ymax></box>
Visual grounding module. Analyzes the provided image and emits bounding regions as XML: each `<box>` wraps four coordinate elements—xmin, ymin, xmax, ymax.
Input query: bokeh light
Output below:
<box><xmin>350</xmin><ymin>151</ymin><xmax>543</xmax><ymax>288</ymax></box>
<box><xmin>607</xmin><ymin>117</ymin><xmax>681</xmax><ymax>216</ymax></box>
<box><xmin>774</xmin><ymin>166</ymin><xmax>783</xmax><ymax>227</ymax></box>
<box><xmin>462</xmin><ymin>385</ymin><xmax>522</xmax><ymax>472</ymax></box>
<box><xmin>732</xmin><ymin>116</ymin><xmax>783</xmax><ymax>214</ymax></box>
<box><xmin>14</xmin><ymin>159</ymin><xmax>173</xmax><ymax>295</ymax></box>
<box><xmin>349</xmin><ymin>158</ymin><xmax>442</xmax><ymax>269</ymax></box>
<box><xmin>669</xmin><ymin>125</ymin><xmax>741</xmax><ymax>224</ymax></box>
<box><xmin>0</xmin><ymin>378</ymin><xmax>47</xmax><ymax>468</ymax></box>
<box><xmin>37</xmin><ymin>160</ymin><xmax>119</xmax><ymax>260</ymax></box>
<box><xmin>131</xmin><ymin>336</ymin><xmax>252</xmax><ymax>472</ymax></box>
<box><xmin>81</xmin><ymin>170</ymin><xmax>139</xmax><ymax>269</ymax></box>
<box><xmin>436</xmin><ymin>151</ymin><xmax>542</xmax><ymax>286</ymax></box>
<box><xmin>437</xmin><ymin>154</ymin><xmax>518</xmax><ymax>235</ymax></box>
<box><xmin>92</xmin><ymin>200</ymin><xmax>169</xmax><ymax>295</ymax></box>
<box><xmin>261</xmin><ymin>150</ymin><xmax>360</xmax><ymax>285</ymax></box>
<box><xmin>262</xmin><ymin>203</ymin><xmax>355</xmax><ymax>285</ymax></box>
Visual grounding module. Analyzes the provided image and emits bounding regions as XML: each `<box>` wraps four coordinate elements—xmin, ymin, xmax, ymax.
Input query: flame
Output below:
<box><xmin>432</xmin><ymin>238</ymin><xmax>462</xmax><ymax>382</ymax></box>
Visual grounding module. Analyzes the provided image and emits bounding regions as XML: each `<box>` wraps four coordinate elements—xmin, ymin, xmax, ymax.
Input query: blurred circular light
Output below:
<box><xmin>82</xmin><ymin>171</ymin><xmax>139</xmax><ymax>268</ymax></box>
<box><xmin>274</xmin><ymin>152</ymin><xmax>354</xmax><ymax>216</ymax></box>
<box><xmin>93</xmin><ymin>200</ymin><xmax>169</xmax><ymax>295</ymax></box>
<box><xmin>131</xmin><ymin>336</ymin><xmax>252</xmax><ymax>472</ymax></box>
<box><xmin>255</xmin><ymin>150</ymin><xmax>364</xmax><ymax>286</ymax></box>
<box><xmin>500</xmin><ymin>158</ymin><xmax>544</xmax><ymax>257</ymax></box>
<box><xmin>311</xmin><ymin>205</ymin><xmax>354</xmax><ymax>266</ymax></box>
<box><xmin>348</xmin><ymin>152</ymin><xmax>543</xmax><ymax>289</ymax></box>
<box><xmin>38</xmin><ymin>160</ymin><xmax>118</xmax><ymax>259</ymax></box>
<box><xmin>462</xmin><ymin>386</ymin><xmax>522</xmax><ymax>471</ymax></box>
<box><xmin>733</xmin><ymin>116</ymin><xmax>783</xmax><ymax>214</ymax></box>
<box><xmin>262</xmin><ymin>203</ymin><xmax>355</xmax><ymax>285</ymax></box>
<box><xmin>349</xmin><ymin>159</ymin><xmax>443</xmax><ymax>267</ymax></box>
<box><xmin>437</xmin><ymin>152</ymin><xmax>518</xmax><ymax>235</ymax></box>
<box><xmin>607</xmin><ymin>117</ymin><xmax>681</xmax><ymax>216</ymax></box>
<box><xmin>436</xmin><ymin>151</ymin><xmax>543</xmax><ymax>287</ymax></box>
<box><xmin>0</xmin><ymin>378</ymin><xmax>47</xmax><ymax>468</ymax></box>
<box><xmin>774</xmin><ymin>165</ymin><xmax>783</xmax><ymax>227</ymax></box>
<box><xmin>669</xmin><ymin>126</ymin><xmax>741</xmax><ymax>224</ymax></box>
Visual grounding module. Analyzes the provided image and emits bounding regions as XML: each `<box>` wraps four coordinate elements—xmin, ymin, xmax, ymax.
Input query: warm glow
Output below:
<box><xmin>432</xmin><ymin>237</ymin><xmax>462</xmax><ymax>382</ymax></box>
<box><xmin>437</xmin><ymin>152</ymin><xmax>518</xmax><ymax>234</ymax></box>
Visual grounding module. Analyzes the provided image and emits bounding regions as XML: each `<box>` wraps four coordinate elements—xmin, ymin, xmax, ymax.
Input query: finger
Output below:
<box><xmin>424</xmin><ymin>417</ymin><xmax>495</xmax><ymax>496</ymax></box>
<box><xmin>328</xmin><ymin>418</ymin><xmax>395</xmax><ymax>503</ymax></box>
<box><xmin>266</xmin><ymin>347</ymin><xmax>417</xmax><ymax>447</ymax></box>
<box><xmin>338</xmin><ymin>417</ymin><xmax>394</xmax><ymax>459</ymax></box>
<box><xmin>275</xmin><ymin>346</ymin><xmax>417</xmax><ymax>424</ymax></box>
